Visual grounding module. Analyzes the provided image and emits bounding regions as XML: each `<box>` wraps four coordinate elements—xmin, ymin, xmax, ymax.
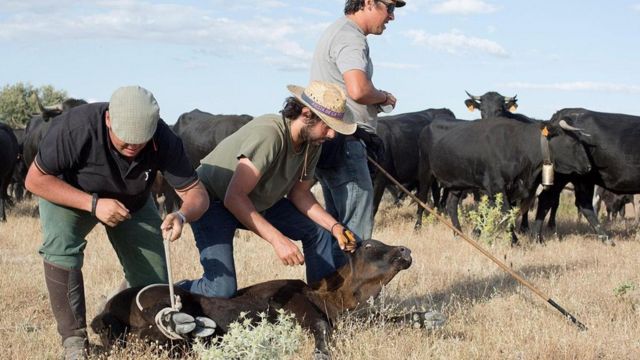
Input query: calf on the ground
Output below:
<box><xmin>92</xmin><ymin>240</ymin><xmax>440</xmax><ymax>358</ymax></box>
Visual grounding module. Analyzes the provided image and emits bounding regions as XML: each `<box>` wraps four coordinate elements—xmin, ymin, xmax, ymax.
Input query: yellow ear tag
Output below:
<box><xmin>467</xmin><ymin>105</ymin><xmax>474</xmax><ymax>112</ymax></box>
<box><xmin>509</xmin><ymin>104</ymin><xmax>518</xmax><ymax>112</ymax></box>
<box><xmin>542</xmin><ymin>126</ymin><xmax>549</xmax><ymax>137</ymax></box>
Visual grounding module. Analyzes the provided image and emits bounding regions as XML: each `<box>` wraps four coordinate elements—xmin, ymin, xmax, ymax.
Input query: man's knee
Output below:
<box><xmin>190</xmin><ymin>277</ymin><xmax>237</xmax><ymax>298</ymax></box>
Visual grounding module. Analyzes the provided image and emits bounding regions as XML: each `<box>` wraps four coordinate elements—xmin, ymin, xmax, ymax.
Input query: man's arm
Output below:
<box><xmin>343</xmin><ymin>69</ymin><xmax>397</xmax><ymax>108</ymax></box>
<box><xmin>288</xmin><ymin>180</ymin><xmax>357</xmax><ymax>252</ymax></box>
<box><xmin>161</xmin><ymin>181</ymin><xmax>209</xmax><ymax>241</ymax></box>
<box><xmin>224</xmin><ymin>157</ymin><xmax>305</xmax><ymax>266</ymax></box>
<box><xmin>25</xmin><ymin>161</ymin><xmax>131</xmax><ymax>227</ymax></box>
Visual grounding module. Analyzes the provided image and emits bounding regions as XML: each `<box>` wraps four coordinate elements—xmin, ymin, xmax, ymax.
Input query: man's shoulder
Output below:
<box><xmin>325</xmin><ymin>17</ymin><xmax>363</xmax><ymax>39</ymax></box>
<box><xmin>251</xmin><ymin>114</ymin><xmax>285</xmax><ymax>137</ymax></box>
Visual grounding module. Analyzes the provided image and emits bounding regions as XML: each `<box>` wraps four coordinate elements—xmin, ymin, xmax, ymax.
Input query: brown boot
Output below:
<box><xmin>43</xmin><ymin>261</ymin><xmax>88</xmax><ymax>359</ymax></box>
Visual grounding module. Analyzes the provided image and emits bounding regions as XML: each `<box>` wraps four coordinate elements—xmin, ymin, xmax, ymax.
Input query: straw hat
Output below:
<box><xmin>287</xmin><ymin>81</ymin><xmax>356</xmax><ymax>135</ymax></box>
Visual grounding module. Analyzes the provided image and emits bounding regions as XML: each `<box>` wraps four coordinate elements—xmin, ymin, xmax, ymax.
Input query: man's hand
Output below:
<box><xmin>332</xmin><ymin>223</ymin><xmax>357</xmax><ymax>253</ymax></box>
<box><xmin>380</xmin><ymin>90</ymin><xmax>397</xmax><ymax>109</ymax></box>
<box><xmin>272</xmin><ymin>237</ymin><xmax>305</xmax><ymax>266</ymax></box>
<box><xmin>161</xmin><ymin>211</ymin><xmax>186</xmax><ymax>241</ymax></box>
<box><xmin>95</xmin><ymin>198</ymin><xmax>131</xmax><ymax>227</ymax></box>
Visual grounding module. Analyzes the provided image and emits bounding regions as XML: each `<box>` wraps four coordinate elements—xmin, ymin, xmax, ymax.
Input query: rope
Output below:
<box><xmin>134</xmin><ymin>228</ymin><xmax>188</xmax><ymax>340</ymax></box>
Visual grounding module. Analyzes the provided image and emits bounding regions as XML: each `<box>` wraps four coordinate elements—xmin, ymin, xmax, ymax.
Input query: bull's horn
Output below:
<box><xmin>504</xmin><ymin>95</ymin><xmax>517</xmax><ymax>102</ymax></box>
<box><xmin>559</xmin><ymin>119</ymin><xmax>582</xmax><ymax>131</ymax></box>
<box><xmin>35</xmin><ymin>94</ymin><xmax>46</xmax><ymax>113</ymax></box>
<box><xmin>34</xmin><ymin>94</ymin><xmax>63</xmax><ymax>113</ymax></box>
<box><xmin>559</xmin><ymin>119</ymin><xmax>591</xmax><ymax>136</ymax></box>
<box><xmin>465</xmin><ymin>90</ymin><xmax>481</xmax><ymax>101</ymax></box>
<box><xmin>43</xmin><ymin>104</ymin><xmax>63</xmax><ymax>112</ymax></box>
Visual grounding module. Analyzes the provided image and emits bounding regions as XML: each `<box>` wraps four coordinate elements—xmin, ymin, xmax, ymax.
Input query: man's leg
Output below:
<box><xmin>38</xmin><ymin>198</ymin><xmax>98</xmax><ymax>359</ymax></box>
<box><xmin>178</xmin><ymin>200</ymin><xmax>239</xmax><ymax>298</ymax></box>
<box><xmin>105</xmin><ymin>197</ymin><xmax>167</xmax><ymax>287</ymax></box>
<box><xmin>316</xmin><ymin>140</ymin><xmax>372</xmax><ymax>266</ymax></box>
<box><xmin>264</xmin><ymin>199</ymin><xmax>336</xmax><ymax>285</ymax></box>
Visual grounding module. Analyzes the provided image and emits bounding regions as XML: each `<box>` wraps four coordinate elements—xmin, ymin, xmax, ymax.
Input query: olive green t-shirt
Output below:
<box><xmin>197</xmin><ymin>114</ymin><xmax>321</xmax><ymax>212</ymax></box>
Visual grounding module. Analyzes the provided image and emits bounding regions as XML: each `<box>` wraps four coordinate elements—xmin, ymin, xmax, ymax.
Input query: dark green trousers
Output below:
<box><xmin>38</xmin><ymin>196</ymin><xmax>168</xmax><ymax>286</ymax></box>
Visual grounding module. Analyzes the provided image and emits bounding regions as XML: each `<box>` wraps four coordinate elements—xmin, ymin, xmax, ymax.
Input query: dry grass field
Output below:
<box><xmin>1</xmin><ymin>192</ymin><xmax>639</xmax><ymax>359</ymax></box>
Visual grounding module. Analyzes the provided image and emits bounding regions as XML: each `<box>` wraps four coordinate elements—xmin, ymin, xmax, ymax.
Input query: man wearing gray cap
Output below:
<box><xmin>25</xmin><ymin>85</ymin><xmax>209</xmax><ymax>359</ymax></box>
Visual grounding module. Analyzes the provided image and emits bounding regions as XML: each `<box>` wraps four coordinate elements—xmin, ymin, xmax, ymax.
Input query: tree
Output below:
<box><xmin>0</xmin><ymin>83</ymin><xmax>67</xmax><ymax>128</ymax></box>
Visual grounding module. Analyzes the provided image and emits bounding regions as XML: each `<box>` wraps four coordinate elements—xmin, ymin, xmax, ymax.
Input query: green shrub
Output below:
<box><xmin>613</xmin><ymin>281</ymin><xmax>637</xmax><ymax>297</ymax></box>
<box><xmin>193</xmin><ymin>309</ymin><xmax>304</xmax><ymax>360</ymax></box>
<box><xmin>465</xmin><ymin>193</ymin><xmax>518</xmax><ymax>245</ymax></box>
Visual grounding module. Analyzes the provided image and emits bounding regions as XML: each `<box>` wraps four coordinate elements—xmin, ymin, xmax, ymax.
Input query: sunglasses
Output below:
<box><xmin>378</xmin><ymin>0</ymin><xmax>395</xmax><ymax>14</ymax></box>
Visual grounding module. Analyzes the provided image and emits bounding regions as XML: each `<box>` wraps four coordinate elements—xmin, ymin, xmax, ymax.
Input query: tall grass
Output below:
<box><xmin>1</xmin><ymin>191</ymin><xmax>638</xmax><ymax>359</ymax></box>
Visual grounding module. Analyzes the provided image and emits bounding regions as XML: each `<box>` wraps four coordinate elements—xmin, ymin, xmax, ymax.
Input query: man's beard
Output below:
<box><xmin>300</xmin><ymin>123</ymin><xmax>324</xmax><ymax>145</ymax></box>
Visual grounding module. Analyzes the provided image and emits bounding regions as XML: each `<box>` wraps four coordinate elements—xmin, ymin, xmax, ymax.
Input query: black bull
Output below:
<box><xmin>158</xmin><ymin>109</ymin><xmax>253</xmax><ymax>213</ymax></box>
<box><xmin>0</xmin><ymin>123</ymin><xmax>20</xmax><ymax>221</ymax></box>
<box><xmin>533</xmin><ymin>108</ymin><xmax>640</xmax><ymax>243</ymax></box>
<box><xmin>423</xmin><ymin>118</ymin><xmax>591</xmax><ymax>243</ymax></box>
<box><xmin>91</xmin><ymin>240</ymin><xmax>437</xmax><ymax>357</ymax></box>
<box><xmin>372</xmin><ymin>108</ymin><xmax>456</xmax><ymax>216</ymax></box>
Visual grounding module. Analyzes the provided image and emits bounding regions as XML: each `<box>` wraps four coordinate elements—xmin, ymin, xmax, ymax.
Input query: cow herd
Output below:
<box><xmin>2</xmin><ymin>92</ymin><xmax>640</xmax><ymax>247</ymax></box>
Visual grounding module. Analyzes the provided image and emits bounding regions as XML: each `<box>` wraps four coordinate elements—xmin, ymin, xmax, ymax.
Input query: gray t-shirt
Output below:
<box><xmin>197</xmin><ymin>114</ymin><xmax>320</xmax><ymax>212</ymax></box>
<box><xmin>310</xmin><ymin>16</ymin><xmax>378</xmax><ymax>133</ymax></box>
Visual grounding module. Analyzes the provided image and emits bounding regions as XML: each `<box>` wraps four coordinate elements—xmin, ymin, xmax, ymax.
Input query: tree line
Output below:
<box><xmin>0</xmin><ymin>83</ymin><xmax>67</xmax><ymax>128</ymax></box>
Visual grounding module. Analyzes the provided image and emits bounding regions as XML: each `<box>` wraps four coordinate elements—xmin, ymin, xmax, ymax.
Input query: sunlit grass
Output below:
<box><xmin>1</xmin><ymin>191</ymin><xmax>639</xmax><ymax>359</ymax></box>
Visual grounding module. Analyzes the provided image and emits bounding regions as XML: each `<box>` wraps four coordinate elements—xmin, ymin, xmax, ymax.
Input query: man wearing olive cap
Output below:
<box><xmin>25</xmin><ymin>85</ymin><xmax>209</xmax><ymax>359</ymax></box>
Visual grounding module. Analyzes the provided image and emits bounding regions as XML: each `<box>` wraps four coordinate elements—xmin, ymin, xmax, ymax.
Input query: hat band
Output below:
<box><xmin>301</xmin><ymin>92</ymin><xmax>344</xmax><ymax>120</ymax></box>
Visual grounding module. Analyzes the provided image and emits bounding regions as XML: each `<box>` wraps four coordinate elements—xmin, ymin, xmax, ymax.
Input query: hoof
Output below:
<box><xmin>169</xmin><ymin>312</ymin><xmax>196</xmax><ymax>334</ymax></box>
<box><xmin>192</xmin><ymin>316</ymin><xmax>217</xmax><ymax>338</ymax></box>
<box><xmin>410</xmin><ymin>311</ymin><xmax>447</xmax><ymax>330</ymax></box>
<box><xmin>599</xmin><ymin>236</ymin><xmax>616</xmax><ymax>247</ymax></box>
<box><xmin>313</xmin><ymin>349</ymin><xmax>331</xmax><ymax>360</ymax></box>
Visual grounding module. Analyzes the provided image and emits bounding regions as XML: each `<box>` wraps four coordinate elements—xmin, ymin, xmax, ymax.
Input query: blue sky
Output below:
<box><xmin>1</xmin><ymin>0</ymin><xmax>639</xmax><ymax>124</ymax></box>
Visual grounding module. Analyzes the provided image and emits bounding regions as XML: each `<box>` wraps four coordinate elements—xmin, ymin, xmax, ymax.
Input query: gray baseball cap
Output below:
<box><xmin>109</xmin><ymin>85</ymin><xmax>160</xmax><ymax>144</ymax></box>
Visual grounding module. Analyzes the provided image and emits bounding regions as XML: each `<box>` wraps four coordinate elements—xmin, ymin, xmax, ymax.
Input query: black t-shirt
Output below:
<box><xmin>35</xmin><ymin>102</ymin><xmax>198</xmax><ymax>212</ymax></box>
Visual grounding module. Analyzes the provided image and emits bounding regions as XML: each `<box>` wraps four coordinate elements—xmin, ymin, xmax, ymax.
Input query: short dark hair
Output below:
<box><xmin>344</xmin><ymin>0</ymin><xmax>366</xmax><ymax>15</ymax></box>
<box><xmin>281</xmin><ymin>97</ymin><xmax>321</xmax><ymax>124</ymax></box>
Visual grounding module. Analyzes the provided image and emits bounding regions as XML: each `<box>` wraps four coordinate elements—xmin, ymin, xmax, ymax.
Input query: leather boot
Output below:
<box><xmin>43</xmin><ymin>261</ymin><xmax>88</xmax><ymax>359</ymax></box>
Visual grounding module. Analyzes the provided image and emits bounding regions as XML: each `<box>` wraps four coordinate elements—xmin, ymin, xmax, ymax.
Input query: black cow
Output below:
<box><xmin>593</xmin><ymin>186</ymin><xmax>634</xmax><ymax>221</ymax></box>
<box><xmin>464</xmin><ymin>91</ymin><xmax>535</xmax><ymax>123</ymax></box>
<box><xmin>372</xmin><ymin>108</ymin><xmax>456</xmax><ymax>216</ymax></box>
<box><xmin>426</xmin><ymin>118</ymin><xmax>591</xmax><ymax>244</ymax></box>
<box><xmin>159</xmin><ymin>110</ymin><xmax>253</xmax><ymax>213</ymax></box>
<box><xmin>533</xmin><ymin>108</ymin><xmax>640</xmax><ymax>244</ymax></box>
<box><xmin>22</xmin><ymin>98</ymin><xmax>88</xmax><ymax>168</ymax></box>
<box><xmin>0</xmin><ymin>123</ymin><xmax>20</xmax><ymax>221</ymax></box>
<box><xmin>91</xmin><ymin>240</ymin><xmax>441</xmax><ymax>359</ymax></box>
<box><xmin>415</xmin><ymin>118</ymin><xmax>470</xmax><ymax>229</ymax></box>
<box><xmin>415</xmin><ymin>92</ymin><xmax>549</xmax><ymax>232</ymax></box>
<box><xmin>8</xmin><ymin>128</ymin><xmax>27</xmax><ymax>202</ymax></box>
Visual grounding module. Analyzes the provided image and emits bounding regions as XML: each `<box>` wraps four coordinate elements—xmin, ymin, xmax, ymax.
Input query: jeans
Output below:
<box><xmin>179</xmin><ymin>198</ymin><xmax>336</xmax><ymax>298</ymax></box>
<box><xmin>315</xmin><ymin>139</ymin><xmax>372</xmax><ymax>267</ymax></box>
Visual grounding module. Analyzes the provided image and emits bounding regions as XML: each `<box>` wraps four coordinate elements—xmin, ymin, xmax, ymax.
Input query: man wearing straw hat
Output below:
<box><xmin>178</xmin><ymin>81</ymin><xmax>358</xmax><ymax>298</ymax></box>
<box><xmin>310</xmin><ymin>0</ymin><xmax>404</xmax><ymax>265</ymax></box>
<box><xmin>25</xmin><ymin>85</ymin><xmax>209</xmax><ymax>359</ymax></box>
